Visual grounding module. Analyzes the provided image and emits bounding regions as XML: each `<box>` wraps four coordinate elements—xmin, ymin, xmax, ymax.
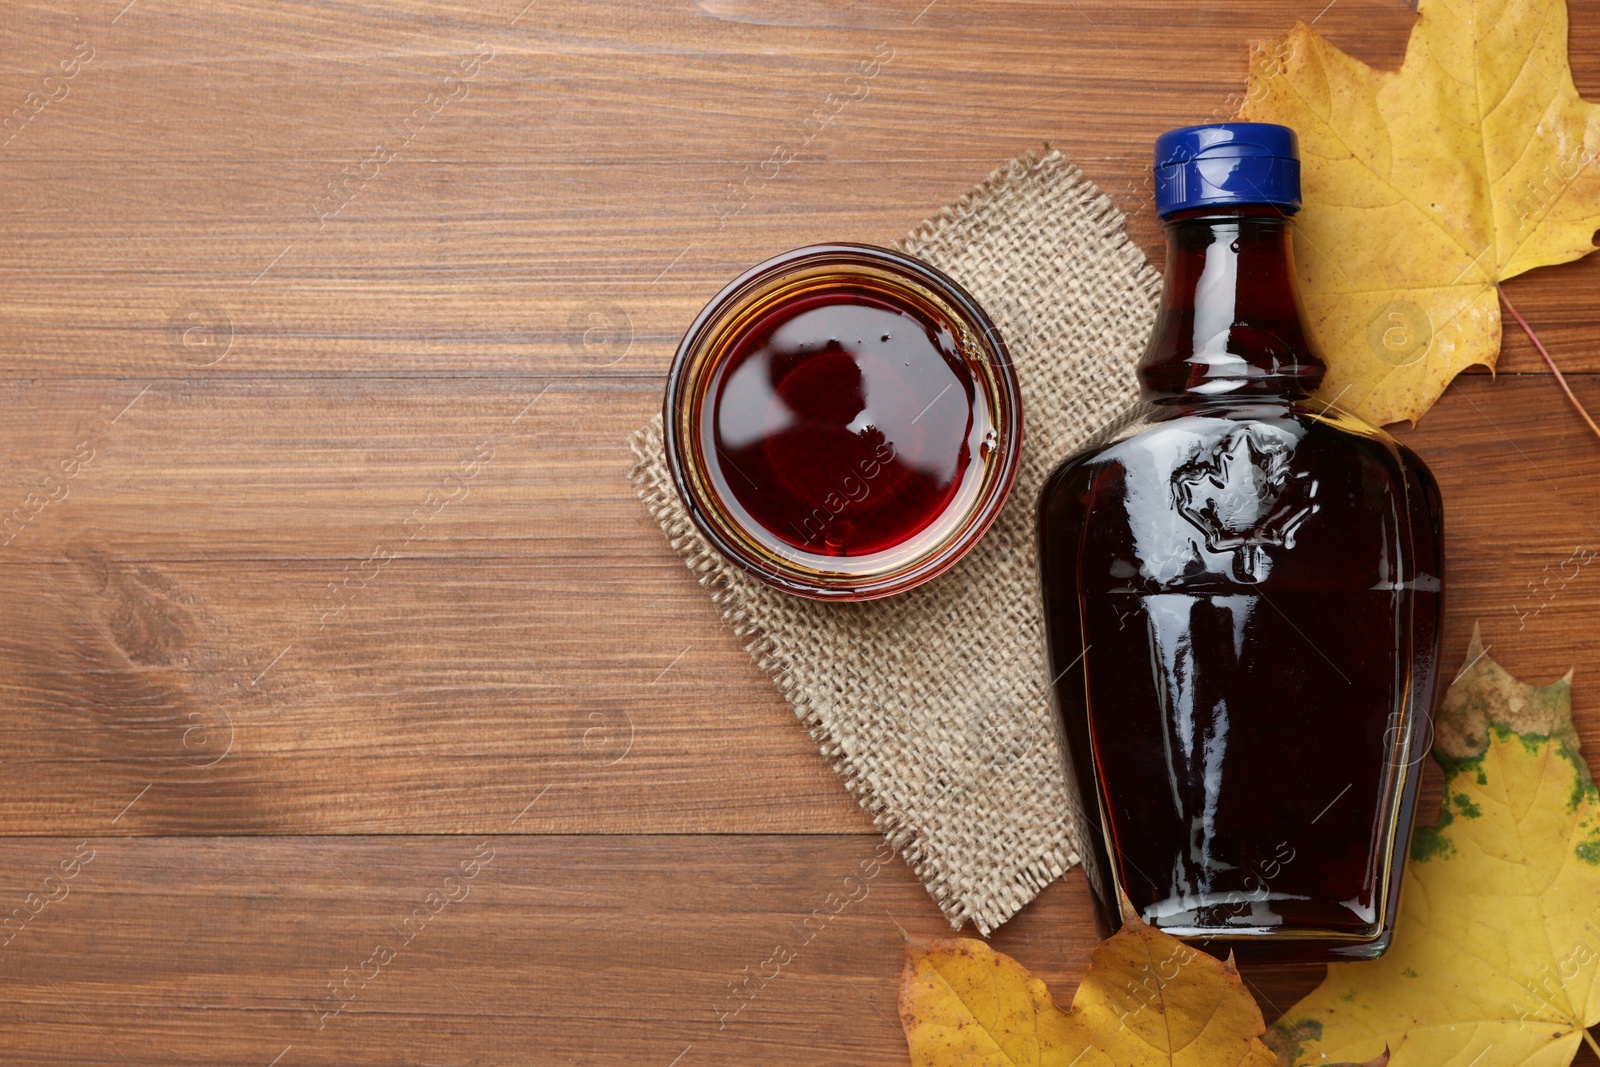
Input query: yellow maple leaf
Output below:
<box><xmin>1239</xmin><ymin>0</ymin><xmax>1600</xmax><ymax>427</ymax></box>
<box><xmin>898</xmin><ymin>906</ymin><xmax>1280</xmax><ymax>1066</ymax></box>
<box><xmin>1269</xmin><ymin>629</ymin><xmax>1600</xmax><ymax>1066</ymax></box>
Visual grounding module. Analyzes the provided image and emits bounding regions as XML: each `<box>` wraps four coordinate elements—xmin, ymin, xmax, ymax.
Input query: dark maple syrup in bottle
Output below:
<box><xmin>1037</xmin><ymin>124</ymin><xmax>1444</xmax><ymax>961</ymax></box>
<box><xmin>707</xmin><ymin>288</ymin><xmax>981</xmax><ymax>557</ymax></box>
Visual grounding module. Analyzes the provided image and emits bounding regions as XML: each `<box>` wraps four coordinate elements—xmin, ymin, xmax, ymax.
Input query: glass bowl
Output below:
<box><xmin>662</xmin><ymin>243</ymin><xmax>1023</xmax><ymax>601</ymax></box>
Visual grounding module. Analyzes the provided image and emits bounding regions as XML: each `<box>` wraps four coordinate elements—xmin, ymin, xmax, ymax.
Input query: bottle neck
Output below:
<box><xmin>1138</xmin><ymin>206</ymin><xmax>1324</xmax><ymax>404</ymax></box>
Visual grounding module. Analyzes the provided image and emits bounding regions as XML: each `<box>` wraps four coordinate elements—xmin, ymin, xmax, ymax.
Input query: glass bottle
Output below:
<box><xmin>1037</xmin><ymin>124</ymin><xmax>1444</xmax><ymax>961</ymax></box>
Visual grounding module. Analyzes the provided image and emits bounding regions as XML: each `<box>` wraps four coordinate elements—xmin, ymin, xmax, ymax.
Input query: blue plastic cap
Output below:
<box><xmin>1153</xmin><ymin>122</ymin><xmax>1301</xmax><ymax>218</ymax></box>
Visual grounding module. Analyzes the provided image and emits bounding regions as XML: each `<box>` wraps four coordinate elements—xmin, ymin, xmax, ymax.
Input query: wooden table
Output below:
<box><xmin>3</xmin><ymin>0</ymin><xmax>1597</xmax><ymax>1062</ymax></box>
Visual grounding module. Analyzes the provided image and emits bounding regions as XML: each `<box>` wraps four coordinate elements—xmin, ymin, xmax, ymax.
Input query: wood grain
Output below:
<box><xmin>0</xmin><ymin>835</ymin><xmax>1097</xmax><ymax>1066</ymax></box>
<box><xmin>2</xmin><ymin>0</ymin><xmax>1598</xmax><ymax>1062</ymax></box>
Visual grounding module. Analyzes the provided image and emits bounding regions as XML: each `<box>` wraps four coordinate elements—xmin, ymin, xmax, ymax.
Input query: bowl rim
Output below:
<box><xmin>661</xmin><ymin>242</ymin><xmax>1023</xmax><ymax>601</ymax></box>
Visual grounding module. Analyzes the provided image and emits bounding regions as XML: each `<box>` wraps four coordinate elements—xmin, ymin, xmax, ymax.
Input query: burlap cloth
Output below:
<box><xmin>628</xmin><ymin>148</ymin><xmax>1161</xmax><ymax>933</ymax></box>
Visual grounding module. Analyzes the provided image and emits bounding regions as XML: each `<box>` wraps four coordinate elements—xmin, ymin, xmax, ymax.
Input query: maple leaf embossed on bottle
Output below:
<box><xmin>1037</xmin><ymin>124</ymin><xmax>1445</xmax><ymax>961</ymax></box>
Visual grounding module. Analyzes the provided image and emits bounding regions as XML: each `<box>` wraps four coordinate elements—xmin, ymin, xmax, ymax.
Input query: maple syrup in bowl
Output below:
<box><xmin>664</xmin><ymin>244</ymin><xmax>1022</xmax><ymax>600</ymax></box>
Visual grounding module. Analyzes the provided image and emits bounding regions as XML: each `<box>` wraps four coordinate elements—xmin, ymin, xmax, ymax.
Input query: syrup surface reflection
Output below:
<box><xmin>707</xmin><ymin>291</ymin><xmax>979</xmax><ymax>557</ymax></box>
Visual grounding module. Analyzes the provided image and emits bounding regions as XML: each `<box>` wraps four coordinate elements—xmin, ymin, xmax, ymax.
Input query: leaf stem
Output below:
<box><xmin>1497</xmin><ymin>286</ymin><xmax>1600</xmax><ymax>442</ymax></box>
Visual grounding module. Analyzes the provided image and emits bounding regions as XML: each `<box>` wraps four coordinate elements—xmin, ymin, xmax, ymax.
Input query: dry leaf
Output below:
<box><xmin>1239</xmin><ymin>0</ymin><xmax>1600</xmax><ymax>427</ymax></box>
<box><xmin>898</xmin><ymin>905</ymin><xmax>1278</xmax><ymax>1066</ymax></box>
<box><xmin>1269</xmin><ymin>629</ymin><xmax>1600</xmax><ymax>1066</ymax></box>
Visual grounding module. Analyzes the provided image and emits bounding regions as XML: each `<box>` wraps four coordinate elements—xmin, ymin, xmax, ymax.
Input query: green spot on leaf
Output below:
<box><xmin>1412</xmin><ymin>806</ymin><xmax>1457</xmax><ymax>861</ymax></box>
<box><xmin>1266</xmin><ymin>1017</ymin><xmax>1324</xmax><ymax>1065</ymax></box>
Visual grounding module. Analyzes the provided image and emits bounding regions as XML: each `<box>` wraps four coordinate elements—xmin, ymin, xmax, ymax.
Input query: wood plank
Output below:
<box><xmin>1402</xmin><ymin>377</ymin><xmax>1600</xmax><ymax>692</ymax></box>
<box><xmin>0</xmin><ymin>553</ymin><xmax>862</xmax><ymax>834</ymax></box>
<box><xmin>0</xmin><ymin>834</ymin><xmax>1084</xmax><ymax>1066</ymax></box>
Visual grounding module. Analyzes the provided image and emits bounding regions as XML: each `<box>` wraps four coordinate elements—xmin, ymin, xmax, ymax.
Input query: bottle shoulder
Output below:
<box><xmin>1039</xmin><ymin>399</ymin><xmax>1439</xmax><ymax>591</ymax></box>
<box><xmin>1044</xmin><ymin>400</ymin><xmax>1428</xmax><ymax>486</ymax></box>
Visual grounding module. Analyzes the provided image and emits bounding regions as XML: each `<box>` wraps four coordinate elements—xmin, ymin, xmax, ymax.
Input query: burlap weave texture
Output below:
<box><xmin>628</xmin><ymin>148</ymin><xmax>1160</xmax><ymax>933</ymax></box>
